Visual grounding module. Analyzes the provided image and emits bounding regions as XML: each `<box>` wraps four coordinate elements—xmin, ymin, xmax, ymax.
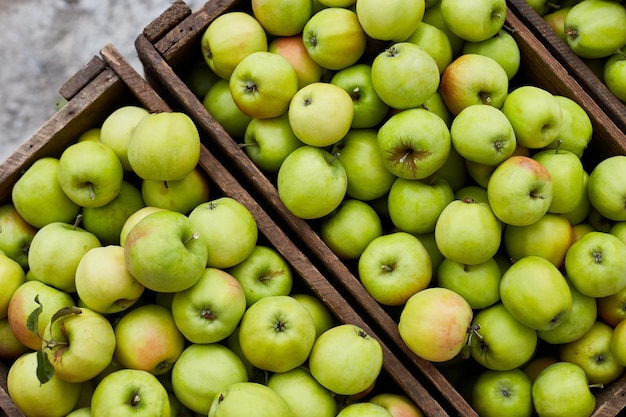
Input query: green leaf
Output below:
<box><xmin>49</xmin><ymin>306</ymin><xmax>82</xmax><ymax>327</ymax></box>
<box><xmin>36</xmin><ymin>349</ymin><xmax>55</xmax><ymax>385</ymax></box>
<box><xmin>26</xmin><ymin>295</ymin><xmax>43</xmax><ymax>336</ymax></box>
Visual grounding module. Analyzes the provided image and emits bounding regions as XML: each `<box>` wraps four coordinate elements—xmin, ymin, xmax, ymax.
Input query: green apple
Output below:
<box><xmin>200</xmin><ymin>11</ymin><xmax>268</xmax><ymax>80</ymax></box>
<box><xmin>454</xmin><ymin>185</ymin><xmax>489</xmax><ymax>204</ymax></box>
<box><xmin>435</xmin><ymin>145</ymin><xmax>468</xmax><ymax>191</ymax></box>
<box><xmin>99</xmin><ymin>105</ymin><xmax>150</xmax><ymax>171</ymax></box>
<box><xmin>291</xmin><ymin>293</ymin><xmax>336</xmax><ymax>340</ymax></box>
<box><xmin>119</xmin><ymin>206</ymin><xmax>167</xmax><ymax>247</ymax></box>
<box><xmin>371</xmin><ymin>42</ymin><xmax>440</xmax><ymax>110</ymax></box>
<box><xmin>450</xmin><ymin>104</ymin><xmax>516</xmax><ymax>166</ymax></box>
<box><xmin>0</xmin><ymin>203</ymin><xmax>37</xmax><ymax>269</ymax></box>
<box><xmin>238</xmin><ymin>295</ymin><xmax>316</xmax><ymax>373</ymax></box>
<box><xmin>564</xmin><ymin>0</ymin><xmax>626</xmax><ymax>58</ymax></box>
<box><xmin>422</xmin><ymin>1</ymin><xmax>465</xmax><ymax>56</ymax></box>
<box><xmin>302</xmin><ymin>7</ymin><xmax>367</xmax><ymax>70</ymax></box>
<box><xmin>7</xmin><ymin>351</ymin><xmax>82</xmax><ymax>417</ymax></box>
<box><xmin>113</xmin><ymin>303</ymin><xmax>185</xmax><ymax>375</ymax></box>
<box><xmin>543</xmin><ymin>7</ymin><xmax>571</xmax><ymax>42</ymax></box>
<box><xmin>398</xmin><ymin>287</ymin><xmax>473</xmax><ymax>362</ymax></box>
<box><xmin>436</xmin><ymin>257</ymin><xmax>502</xmax><ymax>310</ymax></box>
<box><xmin>141</xmin><ymin>167</ymin><xmax>210</xmax><ymax>215</ymax></box>
<box><xmin>0</xmin><ymin>317</ymin><xmax>30</xmax><ymax>360</ymax></box>
<box><xmin>267</xmin><ymin>366</ymin><xmax>338</xmax><ymax>417</ymax></box>
<box><xmin>188</xmin><ymin>197</ymin><xmax>258</xmax><ymax>269</ymax></box>
<box><xmin>172</xmin><ymin>267</ymin><xmax>246</xmax><ymax>344</ymax></box>
<box><xmin>77</xmin><ymin>127</ymin><xmax>101</xmax><ymax>142</ymax></box>
<box><xmin>242</xmin><ymin>113</ymin><xmax>304</xmax><ymax>173</ymax></box>
<box><xmin>440</xmin><ymin>0</ymin><xmax>506</xmax><ymax>42</ymax></box>
<box><xmin>127</xmin><ymin>111</ymin><xmax>201</xmax><ymax>182</ymax></box>
<box><xmin>335</xmin><ymin>129</ymin><xmax>396</xmax><ymax>201</ymax></box>
<box><xmin>487</xmin><ymin>155</ymin><xmax>553</xmax><ymax>226</ymax></box>
<box><xmin>406</xmin><ymin>21</ymin><xmax>453</xmax><ymax>75</ymax></box>
<box><xmin>610</xmin><ymin>318</ymin><xmax>626</xmax><ymax>366</ymax></box>
<box><xmin>75</xmin><ymin>245</ymin><xmax>144</xmax><ymax>314</ymax></box>
<box><xmin>523</xmin><ymin>356</ymin><xmax>559</xmax><ymax>383</ymax></box>
<box><xmin>330</xmin><ymin>64</ymin><xmax>390</xmax><ymax>129</ymax></box>
<box><xmin>277</xmin><ymin>145</ymin><xmax>347</xmax><ymax>219</ymax></box>
<box><xmin>597</xmin><ymin>285</ymin><xmax>626</xmax><ymax>327</ymax></box>
<box><xmin>387</xmin><ymin>176</ymin><xmax>454</xmax><ymax>235</ymax></box>
<box><xmin>560</xmin><ymin>320</ymin><xmax>625</xmax><ymax>385</ymax></box>
<box><xmin>604</xmin><ymin>49</ymin><xmax>626</xmax><ymax>102</ymax></box>
<box><xmin>288</xmin><ymin>81</ymin><xmax>354</xmax><ymax>147</ymax></box>
<box><xmin>462</xmin><ymin>29</ymin><xmax>521</xmax><ymax>80</ymax></box>
<box><xmin>308</xmin><ymin>324</ymin><xmax>383</xmax><ymax>395</ymax></box>
<box><xmin>499</xmin><ymin>255</ymin><xmax>572</xmax><ymax>331</ymax></box>
<box><xmin>435</xmin><ymin>198</ymin><xmax>502</xmax><ymax>265</ymax></box>
<box><xmin>181</xmin><ymin>59</ymin><xmax>220</xmax><ymax>99</ymax></box>
<box><xmin>268</xmin><ymin>35</ymin><xmax>324</xmax><ymax>89</ymax></box>
<box><xmin>587</xmin><ymin>155</ymin><xmax>626</xmax><ymax>221</ymax></box>
<box><xmin>369</xmin><ymin>393</ymin><xmax>424</xmax><ymax>417</ymax></box>
<box><xmin>202</xmin><ymin>78</ymin><xmax>252</xmax><ymax>139</ymax></box>
<box><xmin>28</xmin><ymin>221</ymin><xmax>101</xmax><ymax>293</ymax></box>
<box><xmin>91</xmin><ymin>369</ymin><xmax>171</xmax><ymax>417</ymax></box>
<box><xmin>563</xmin><ymin>169</ymin><xmax>592</xmax><ymax>226</ymax></box>
<box><xmin>533</xmin><ymin>148</ymin><xmax>585</xmax><ymax>214</ymax></box>
<box><xmin>376</xmin><ymin>108</ymin><xmax>451</xmax><ymax>180</ymax></box>
<box><xmin>227</xmin><ymin>245</ymin><xmax>293</xmax><ymax>306</ymax></box>
<box><xmin>542</xmin><ymin>95</ymin><xmax>593</xmax><ymax>158</ymax></box>
<box><xmin>208</xmin><ymin>381</ymin><xmax>295</xmax><ymax>417</ymax></box>
<box><xmin>471</xmin><ymin>368</ymin><xmax>533</xmax><ymax>417</ymax></box>
<box><xmin>356</xmin><ymin>0</ymin><xmax>424</xmax><ymax>41</ymax></box>
<box><xmin>531</xmin><ymin>362</ymin><xmax>596</xmax><ymax>417</ymax></box>
<box><xmin>171</xmin><ymin>343</ymin><xmax>248</xmax><ymax>415</ymax></box>
<box><xmin>0</xmin><ymin>251</ymin><xmax>25</xmax><ymax>319</ymax></box>
<box><xmin>469</xmin><ymin>303</ymin><xmax>538</xmax><ymax>371</ymax></box>
<box><xmin>124</xmin><ymin>209</ymin><xmax>208</xmax><ymax>293</ymax></box>
<box><xmin>320</xmin><ymin>199</ymin><xmax>383</xmax><ymax>261</ymax></box>
<box><xmin>251</xmin><ymin>0</ymin><xmax>312</xmax><ymax>36</ymax></box>
<box><xmin>336</xmin><ymin>403</ymin><xmax>393</xmax><ymax>417</ymax></box>
<box><xmin>565</xmin><ymin>231</ymin><xmax>626</xmax><ymax>297</ymax></box>
<box><xmin>440</xmin><ymin>53</ymin><xmax>509</xmax><ymax>115</ymax></box>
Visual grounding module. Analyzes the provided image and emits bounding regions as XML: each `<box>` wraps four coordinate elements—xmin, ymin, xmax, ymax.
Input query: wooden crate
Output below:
<box><xmin>0</xmin><ymin>42</ymin><xmax>449</xmax><ymax>416</ymax></box>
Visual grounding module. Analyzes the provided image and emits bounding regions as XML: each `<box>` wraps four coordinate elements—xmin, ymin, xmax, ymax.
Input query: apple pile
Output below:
<box><xmin>527</xmin><ymin>0</ymin><xmax>626</xmax><ymax>103</ymax></box>
<box><xmin>0</xmin><ymin>105</ymin><xmax>425</xmax><ymax>417</ymax></box>
<box><xmin>188</xmin><ymin>0</ymin><xmax>626</xmax><ymax>415</ymax></box>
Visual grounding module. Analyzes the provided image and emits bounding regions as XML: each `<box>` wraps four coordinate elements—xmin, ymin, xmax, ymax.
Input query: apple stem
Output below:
<box><xmin>43</xmin><ymin>338</ymin><xmax>69</xmax><ymax>350</ymax></box>
<box><xmin>163</xmin><ymin>180</ymin><xmax>169</xmax><ymax>189</ymax></box>
<box><xmin>565</xmin><ymin>27</ymin><xmax>577</xmax><ymax>40</ymax></box>
<box><xmin>184</xmin><ymin>231</ymin><xmax>200</xmax><ymax>246</ymax></box>
<box><xmin>502</xmin><ymin>23</ymin><xmax>515</xmax><ymax>34</ymax></box>
<box><xmin>73</xmin><ymin>213</ymin><xmax>83</xmax><ymax>230</ymax></box>
<box><xmin>381</xmin><ymin>264</ymin><xmax>394</xmax><ymax>273</ymax></box>
<box><xmin>554</xmin><ymin>139</ymin><xmax>563</xmax><ymax>154</ymax></box>
<box><xmin>130</xmin><ymin>392</ymin><xmax>141</xmax><ymax>408</ymax></box>
<box><xmin>88</xmin><ymin>183</ymin><xmax>96</xmax><ymax>200</ymax></box>
<box><xmin>589</xmin><ymin>383</ymin><xmax>605</xmax><ymax>389</ymax></box>
<box><xmin>466</xmin><ymin>324</ymin><xmax>483</xmax><ymax>347</ymax></box>
<box><xmin>616</xmin><ymin>48</ymin><xmax>626</xmax><ymax>59</ymax></box>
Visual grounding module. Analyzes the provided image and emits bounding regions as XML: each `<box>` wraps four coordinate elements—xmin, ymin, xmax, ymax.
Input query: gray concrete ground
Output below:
<box><xmin>0</xmin><ymin>0</ymin><xmax>203</xmax><ymax>164</ymax></box>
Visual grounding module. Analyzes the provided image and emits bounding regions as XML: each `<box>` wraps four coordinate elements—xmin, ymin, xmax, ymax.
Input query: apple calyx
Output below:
<box><xmin>385</xmin><ymin>45</ymin><xmax>400</xmax><ymax>58</ymax></box>
<box><xmin>591</xmin><ymin>249</ymin><xmax>604</xmax><ymax>265</ymax></box>
<box><xmin>274</xmin><ymin>319</ymin><xmax>287</xmax><ymax>332</ymax></box>
<box><xmin>564</xmin><ymin>27</ymin><xmax>578</xmax><ymax>41</ymax></box>
<box><xmin>201</xmin><ymin>308</ymin><xmax>217</xmax><ymax>321</ymax></box>
<box><xmin>245</xmin><ymin>80</ymin><xmax>259</xmax><ymax>94</ymax></box>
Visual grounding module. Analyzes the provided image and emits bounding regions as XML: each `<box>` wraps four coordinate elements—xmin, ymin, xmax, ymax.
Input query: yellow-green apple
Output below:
<box><xmin>462</xmin><ymin>29</ymin><xmax>521</xmax><ymax>80</ymax></box>
<box><xmin>356</xmin><ymin>0</ymin><xmax>424</xmax><ymax>42</ymax></box>
<box><xmin>288</xmin><ymin>81</ymin><xmax>354</xmax><ymax>147</ymax></box>
<box><xmin>318</xmin><ymin>0</ymin><xmax>355</xmax><ymax>5</ymax></box>
<box><xmin>369</xmin><ymin>392</ymin><xmax>424</xmax><ymax>417</ymax></box>
<box><xmin>398</xmin><ymin>287</ymin><xmax>473</xmax><ymax>362</ymax></box>
<box><xmin>564</xmin><ymin>0</ymin><xmax>626</xmax><ymax>58</ymax></box>
<box><xmin>27</xmin><ymin>221</ymin><xmax>101</xmax><ymax>293</ymax></box>
<box><xmin>597</xmin><ymin>285</ymin><xmax>626</xmax><ymax>327</ymax></box>
<box><xmin>224</xmin><ymin>245</ymin><xmax>293</xmax><ymax>315</ymax></box>
<box><xmin>435</xmin><ymin>145</ymin><xmax>468</xmax><ymax>191</ymax></box>
<box><xmin>90</xmin><ymin>369</ymin><xmax>171</xmax><ymax>417</ymax></box>
<box><xmin>124</xmin><ymin>209</ymin><xmax>208</xmax><ymax>293</ymax></box>
<box><xmin>77</xmin><ymin>127</ymin><xmax>101</xmax><ymax>142</ymax></box>
<box><xmin>302</xmin><ymin>7</ymin><xmax>367</xmax><ymax>70</ymax></box>
<box><xmin>387</xmin><ymin>176</ymin><xmax>454</xmax><ymax>235</ymax></box>
<box><xmin>455</xmin><ymin>185</ymin><xmax>489</xmax><ymax>204</ymax></box>
<box><xmin>465</xmin><ymin>143</ymin><xmax>530</xmax><ymax>189</ymax></box>
<box><xmin>487</xmin><ymin>155</ymin><xmax>553</xmax><ymax>226</ymax></box>
<box><xmin>499</xmin><ymin>255</ymin><xmax>572</xmax><ymax>331</ymax></box>
<box><xmin>450</xmin><ymin>104</ymin><xmax>516</xmax><ymax>166</ymax></box>
<box><xmin>543</xmin><ymin>7</ymin><xmax>570</xmax><ymax>41</ymax></box>
<box><xmin>7</xmin><ymin>351</ymin><xmax>82</xmax><ymax>417</ymax></box>
<box><xmin>435</xmin><ymin>198</ymin><xmax>502</xmax><ymax>265</ymax></box>
<box><xmin>202</xmin><ymin>78</ymin><xmax>252</xmax><ymax>139</ymax></box>
<box><xmin>188</xmin><ymin>197</ymin><xmax>258</xmax><ymax>269</ymax></box>
<box><xmin>471</xmin><ymin>369</ymin><xmax>533</xmax><ymax>417</ymax></box>
<box><xmin>421</xmin><ymin>91</ymin><xmax>453</xmax><ymax>127</ymax></box>
<box><xmin>542</xmin><ymin>95</ymin><xmax>593</xmax><ymax>158</ymax></box>
<box><xmin>563</xmin><ymin>169</ymin><xmax>592</xmax><ymax>226</ymax></box>
<box><xmin>436</xmin><ymin>257</ymin><xmax>502</xmax><ymax>310</ymax></box>
<box><xmin>587</xmin><ymin>155</ymin><xmax>626</xmax><ymax>221</ymax></box>
<box><xmin>503</xmin><ymin>213</ymin><xmax>573</xmax><ymax>267</ymax></box>
<box><xmin>229</xmin><ymin>51</ymin><xmax>298</xmax><ymax>119</ymax></box>
<box><xmin>267</xmin><ymin>366</ymin><xmax>338</xmax><ymax>417</ymax></box>
<box><xmin>171</xmin><ymin>343</ymin><xmax>248</xmax><ymax>415</ymax></box>
<box><xmin>533</xmin><ymin>148</ymin><xmax>584</xmax><ymax>214</ymax></box>
<box><xmin>560</xmin><ymin>320</ymin><xmax>624</xmax><ymax>385</ymax></box>
<box><xmin>75</xmin><ymin>245</ymin><xmax>144</xmax><ymax>314</ymax></box>
<box><xmin>358</xmin><ymin>231</ymin><xmax>432</xmax><ymax>306</ymax></box>
<box><xmin>224</xmin><ymin>326</ymin><xmax>258</xmax><ymax>380</ymax></box>
<box><xmin>82</xmin><ymin>180</ymin><xmax>145</xmax><ymax>245</ymax></box>
<box><xmin>0</xmin><ymin>317</ymin><xmax>29</xmax><ymax>360</ymax></box>
<box><xmin>141</xmin><ymin>167</ymin><xmax>210</xmax><ymax>215</ymax></box>
<box><xmin>320</xmin><ymin>199</ymin><xmax>383</xmax><ymax>261</ymax></box>
<box><xmin>11</xmin><ymin>157</ymin><xmax>81</xmax><ymax>228</ymax></box>
<box><xmin>0</xmin><ymin>203</ymin><xmax>37</xmax><ymax>269</ymax></box>
<box><xmin>406</xmin><ymin>22</ymin><xmax>453</xmax><ymax>75</ymax></box>
<box><xmin>571</xmin><ymin>223</ymin><xmax>595</xmax><ymax>244</ymax></box>
<box><xmin>610</xmin><ymin>318</ymin><xmax>626</xmax><ymax>366</ymax></box>
<box><xmin>208</xmin><ymin>381</ymin><xmax>295</xmax><ymax>417</ymax></box>
<box><xmin>335</xmin><ymin>129</ymin><xmax>396</xmax><ymax>201</ymax></box>
<box><xmin>291</xmin><ymin>293</ymin><xmax>336</xmax><ymax>340</ymax></box>
<box><xmin>604</xmin><ymin>49</ymin><xmax>626</xmax><ymax>102</ymax></box>
<box><xmin>119</xmin><ymin>206</ymin><xmax>166</xmax><ymax>247</ymax></box>
<box><xmin>251</xmin><ymin>0</ymin><xmax>312</xmax><ymax>36</ymax></box>
<box><xmin>113</xmin><ymin>303</ymin><xmax>185</xmax><ymax>375</ymax></box>
<box><xmin>565</xmin><ymin>231</ymin><xmax>626</xmax><ymax>297</ymax></box>
<box><xmin>182</xmin><ymin>58</ymin><xmax>220</xmax><ymax>101</ymax></box>
<box><xmin>422</xmin><ymin>1</ymin><xmax>465</xmax><ymax>56</ymax></box>
<box><xmin>171</xmin><ymin>267</ymin><xmax>246</xmax><ymax>344</ymax></box>
<box><xmin>99</xmin><ymin>105</ymin><xmax>150</xmax><ymax>171</ymax></box>
<box><xmin>127</xmin><ymin>111</ymin><xmax>201</xmax><ymax>182</ymax></box>
<box><xmin>0</xmin><ymin>251</ymin><xmax>25</xmax><ymax>318</ymax></box>
<box><xmin>277</xmin><ymin>145</ymin><xmax>347</xmax><ymax>219</ymax></box>
<box><xmin>371</xmin><ymin>42</ymin><xmax>440</xmax><ymax>110</ymax></box>
<box><xmin>523</xmin><ymin>356</ymin><xmax>559</xmax><ymax>383</ymax></box>
<box><xmin>41</xmin><ymin>306</ymin><xmax>116</xmax><ymax>383</ymax></box>
<box><xmin>242</xmin><ymin>113</ymin><xmax>304</xmax><ymax>172</ymax></box>
<box><xmin>309</xmin><ymin>324</ymin><xmax>383</xmax><ymax>395</ymax></box>
<box><xmin>469</xmin><ymin>303</ymin><xmax>538</xmax><ymax>371</ymax></box>
<box><xmin>611</xmin><ymin>221</ymin><xmax>626</xmax><ymax>245</ymax></box>
<box><xmin>66</xmin><ymin>408</ymin><xmax>91</xmax><ymax>417</ymax></box>
<box><xmin>200</xmin><ymin>11</ymin><xmax>268</xmax><ymax>80</ymax></box>
<box><xmin>440</xmin><ymin>54</ymin><xmax>509</xmax><ymax>115</ymax></box>
<box><xmin>57</xmin><ymin>140</ymin><xmax>124</xmax><ymax>208</ymax></box>
<box><xmin>268</xmin><ymin>35</ymin><xmax>324</xmax><ymax>89</ymax></box>
<box><xmin>330</xmin><ymin>64</ymin><xmax>390</xmax><ymax>129</ymax></box>
<box><xmin>532</xmin><ymin>361</ymin><xmax>596</xmax><ymax>417</ymax></box>
<box><xmin>538</xmin><ymin>281</ymin><xmax>597</xmax><ymax>344</ymax></box>
<box><xmin>337</xmin><ymin>403</ymin><xmax>393</xmax><ymax>417</ymax></box>
<box><xmin>376</xmin><ymin>108</ymin><xmax>451</xmax><ymax>180</ymax></box>
<box><xmin>238</xmin><ymin>295</ymin><xmax>316</xmax><ymax>373</ymax></box>
<box><xmin>501</xmin><ymin>86</ymin><xmax>563</xmax><ymax>149</ymax></box>
<box><xmin>440</xmin><ymin>0</ymin><xmax>506</xmax><ymax>42</ymax></box>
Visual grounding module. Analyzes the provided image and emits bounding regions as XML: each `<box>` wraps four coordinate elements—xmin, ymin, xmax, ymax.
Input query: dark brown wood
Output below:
<box><xmin>141</xmin><ymin>0</ymin><xmax>192</xmax><ymax>43</ymax></box>
<box><xmin>58</xmin><ymin>55</ymin><xmax>108</xmax><ymax>101</ymax></box>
